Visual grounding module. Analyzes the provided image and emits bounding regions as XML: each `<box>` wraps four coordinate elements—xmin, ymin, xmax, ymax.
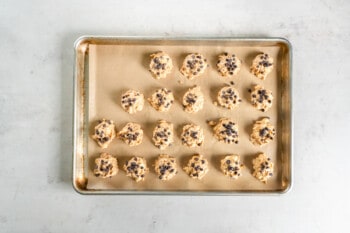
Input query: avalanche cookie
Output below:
<box><xmin>118</xmin><ymin>122</ymin><xmax>143</xmax><ymax>146</ymax></box>
<box><xmin>92</xmin><ymin>119</ymin><xmax>116</xmax><ymax>148</ymax></box>
<box><xmin>183</xmin><ymin>154</ymin><xmax>209</xmax><ymax>179</ymax></box>
<box><xmin>152</xmin><ymin>120</ymin><xmax>174</xmax><ymax>150</ymax></box>
<box><xmin>148</xmin><ymin>88</ymin><xmax>174</xmax><ymax>112</ymax></box>
<box><xmin>217</xmin><ymin>53</ymin><xmax>242</xmax><ymax>77</ymax></box>
<box><xmin>221</xmin><ymin>155</ymin><xmax>244</xmax><ymax>179</ymax></box>
<box><xmin>149</xmin><ymin>51</ymin><xmax>173</xmax><ymax>79</ymax></box>
<box><xmin>182</xmin><ymin>86</ymin><xmax>204</xmax><ymax>113</ymax></box>
<box><xmin>216</xmin><ymin>86</ymin><xmax>242</xmax><ymax>109</ymax></box>
<box><xmin>250</xmin><ymin>53</ymin><xmax>274</xmax><ymax>80</ymax></box>
<box><xmin>249</xmin><ymin>85</ymin><xmax>273</xmax><ymax>112</ymax></box>
<box><xmin>250</xmin><ymin>118</ymin><xmax>276</xmax><ymax>146</ymax></box>
<box><xmin>252</xmin><ymin>153</ymin><xmax>274</xmax><ymax>183</ymax></box>
<box><xmin>121</xmin><ymin>89</ymin><xmax>144</xmax><ymax>114</ymax></box>
<box><xmin>123</xmin><ymin>156</ymin><xmax>149</xmax><ymax>182</ymax></box>
<box><xmin>211</xmin><ymin>118</ymin><xmax>239</xmax><ymax>144</ymax></box>
<box><xmin>181</xmin><ymin>123</ymin><xmax>204</xmax><ymax>147</ymax></box>
<box><xmin>94</xmin><ymin>153</ymin><xmax>118</xmax><ymax>178</ymax></box>
<box><xmin>154</xmin><ymin>154</ymin><xmax>178</xmax><ymax>181</ymax></box>
<box><xmin>180</xmin><ymin>53</ymin><xmax>208</xmax><ymax>80</ymax></box>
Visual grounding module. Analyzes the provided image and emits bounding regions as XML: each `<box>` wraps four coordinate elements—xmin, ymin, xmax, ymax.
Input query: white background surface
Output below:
<box><xmin>1</xmin><ymin>0</ymin><xmax>349</xmax><ymax>232</ymax></box>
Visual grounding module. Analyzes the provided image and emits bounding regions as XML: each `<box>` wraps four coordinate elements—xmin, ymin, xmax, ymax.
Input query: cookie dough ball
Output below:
<box><xmin>180</xmin><ymin>53</ymin><xmax>208</xmax><ymax>80</ymax></box>
<box><xmin>250</xmin><ymin>118</ymin><xmax>276</xmax><ymax>146</ymax></box>
<box><xmin>123</xmin><ymin>156</ymin><xmax>149</xmax><ymax>182</ymax></box>
<box><xmin>149</xmin><ymin>51</ymin><xmax>173</xmax><ymax>79</ymax></box>
<box><xmin>220</xmin><ymin>155</ymin><xmax>244</xmax><ymax>179</ymax></box>
<box><xmin>252</xmin><ymin>153</ymin><xmax>274</xmax><ymax>183</ymax></box>
<box><xmin>93</xmin><ymin>153</ymin><xmax>118</xmax><ymax>178</ymax></box>
<box><xmin>148</xmin><ymin>88</ymin><xmax>174</xmax><ymax>112</ymax></box>
<box><xmin>154</xmin><ymin>154</ymin><xmax>178</xmax><ymax>181</ymax></box>
<box><xmin>182</xmin><ymin>86</ymin><xmax>204</xmax><ymax>113</ymax></box>
<box><xmin>250</xmin><ymin>85</ymin><xmax>273</xmax><ymax>112</ymax></box>
<box><xmin>250</xmin><ymin>53</ymin><xmax>274</xmax><ymax>80</ymax></box>
<box><xmin>217</xmin><ymin>86</ymin><xmax>242</xmax><ymax>110</ymax></box>
<box><xmin>212</xmin><ymin>118</ymin><xmax>239</xmax><ymax>144</ymax></box>
<box><xmin>181</xmin><ymin>123</ymin><xmax>204</xmax><ymax>147</ymax></box>
<box><xmin>183</xmin><ymin>154</ymin><xmax>209</xmax><ymax>179</ymax></box>
<box><xmin>152</xmin><ymin>120</ymin><xmax>174</xmax><ymax>150</ymax></box>
<box><xmin>118</xmin><ymin>122</ymin><xmax>143</xmax><ymax>146</ymax></box>
<box><xmin>121</xmin><ymin>89</ymin><xmax>144</xmax><ymax>114</ymax></box>
<box><xmin>92</xmin><ymin>119</ymin><xmax>116</xmax><ymax>148</ymax></box>
<box><xmin>217</xmin><ymin>53</ymin><xmax>242</xmax><ymax>77</ymax></box>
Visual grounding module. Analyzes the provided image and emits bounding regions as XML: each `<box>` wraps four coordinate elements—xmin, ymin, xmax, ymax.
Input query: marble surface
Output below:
<box><xmin>0</xmin><ymin>0</ymin><xmax>349</xmax><ymax>232</ymax></box>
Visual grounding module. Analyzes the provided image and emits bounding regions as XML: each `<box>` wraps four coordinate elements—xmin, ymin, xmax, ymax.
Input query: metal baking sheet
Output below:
<box><xmin>73</xmin><ymin>36</ymin><xmax>292</xmax><ymax>195</ymax></box>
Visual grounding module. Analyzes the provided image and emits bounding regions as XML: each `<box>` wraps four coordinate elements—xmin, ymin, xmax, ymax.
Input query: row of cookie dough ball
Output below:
<box><xmin>149</xmin><ymin>51</ymin><xmax>274</xmax><ymax>80</ymax></box>
<box><xmin>92</xmin><ymin>117</ymin><xmax>276</xmax><ymax>149</ymax></box>
<box><xmin>94</xmin><ymin>152</ymin><xmax>274</xmax><ymax>184</ymax></box>
<box><xmin>122</xmin><ymin>84</ymin><xmax>273</xmax><ymax>114</ymax></box>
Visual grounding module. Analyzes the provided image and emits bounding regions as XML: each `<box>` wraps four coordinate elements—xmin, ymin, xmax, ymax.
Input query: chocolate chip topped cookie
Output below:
<box><xmin>94</xmin><ymin>153</ymin><xmax>118</xmax><ymax>178</ymax></box>
<box><xmin>124</xmin><ymin>156</ymin><xmax>149</xmax><ymax>182</ymax></box>
<box><xmin>152</xmin><ymin>120</ymin><xmax>174</xmax><ymax>150</ymax></box>
<box><xmin>180</xmin><ymin>53</ymin><xmax>208</xmax><ymax>80</ymax></box>
<box><xmin>217</xmin><ymin>53</ymin><xmax>242</xmax><ymax>77</ymax></box>
<box><xmin>250</xmin><ymin>53</ymin><xmax>274</xmax><ymax>80</ymax></box>
<box><xmin>211</xmin><ymin>118</ymin><xmax>239</xmax><ymax>144</ymax></box>
<box><xmin>121</xmin><ymin>89</ymin><xmax>144</xmax><ymax>114</ymax></box>
<box><xmin>249</xmin><ymin>85</ymin><xmax>273</xmax><ymax>112</ymax></box>
<box><xmin>92</xmin><ymin>119</ymin><xmax>116</xmax><ymax>148</ymax></box>
<box><xmin>182</xmin><ymin>86</ymin><xmax>204</xmax><ymax>113</ymax></box>
<box><xmin>220</xmin><ymin>155</ymin><xmax>244</xmax><ymax>179</ymax></box>
<box><xmin>154</xmin><ymin>154</ymin><xmax>178</xmax><ymax>181</ymax></box>
<box><xmin>250</xmin><ymin>118</ymin><xmax>276</xmax><ymax>146</ymax></box>
<box><xmin>216</xmin><ymin>86</ymin><xmax>242</xmax><ymax>110</ymax></box>
<box><xmin>118</xmin><ymin>122</ymin><xmax>143</xmax><ymax>146</ymax></box>
<box><xmin>181</xmin><ymin>123</ymin><xmax>204</xmax><ymax>147</ymax></box>
<box><xmin>148</xmin><ymin>87</ymin><xmax>174</xmax><ymax>112</ymax></box>
<box><xmin>183</xmin><ymin>154</ymin><xmax>209</xmax><ymax>179</ymax></box>
<box><xmin>149</xmin><ymin>51</ymin><xmax>173</xmax><ymax>79</ymax></box>
<box><xmin>252</xmin><ymin>153</ymin><xmax>274</xmax><ymax>183</ymax></box>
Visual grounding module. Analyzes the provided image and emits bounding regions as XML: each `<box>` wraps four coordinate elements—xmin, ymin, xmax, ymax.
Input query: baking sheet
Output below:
<box><xmin>73</xmin><ymin>37</ymin><xmax>292</xmax><ymax>194</ymax></box>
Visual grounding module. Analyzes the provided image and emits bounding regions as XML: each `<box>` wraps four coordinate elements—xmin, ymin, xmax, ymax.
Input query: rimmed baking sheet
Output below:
<box><xmin>73</xmin><ymin>37</ymin><xmax>292</xmax><ymax>195</ymax></box>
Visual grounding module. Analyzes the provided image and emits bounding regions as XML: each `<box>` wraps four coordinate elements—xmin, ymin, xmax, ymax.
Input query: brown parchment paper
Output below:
<box><xmin>86</xmin><ymin>41</ymin><xmax>284</xmax><ymax>192</ymax></box>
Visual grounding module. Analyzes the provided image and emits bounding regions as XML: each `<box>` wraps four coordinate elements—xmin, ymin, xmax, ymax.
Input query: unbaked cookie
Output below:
<box><xmin>149</xmin><ymin>51</ymin><xmax>173</xmax><ymax>79</ymax></box>
<box><xmin>180</xmin><ymin>53</ymin><xmax>208</xmax><ymax>80</ymax></box>
<box><xmin>250</xmin><ymin>118</ymin><xmax>276</xmax><ymax>146</ymax></box>
<box><xmin>182</xmin><ymin>86</ymin><xmax>204</xmax><ymax>113</ymax></box>
<box><xmin>118</xmin><ymin>122</ymin><xmax>143</xmax><ymax>146</ymax></box>
<box><xmin>93</xmin><ymin>152</ymin><xmax>118</xmax><ymax>178</ymax></box>
<box><xmin>220</xmin><ymin>155</ymin><xmax>244</xmax><ymax>179</ymax></box>
<box><xmin>250</xmin><ymin>53</ymin><xmax>274</xmax><ymax>80</ymax></box>
<box><xmin>152</xmin><ymin>120</ymin><xmax>174</xmax><ymax>150</ymax></box>
<box><xmin>181</xmin><ymin>123</ymin><xmax>204</xmax><ymax>147</ymax></box>
<box><xmin>123</xmin><ymin>156</ymin><xmax>149</xmax><ymax>182</ymax></box>
<box><xmin>211</xmin><ymin>118</ymin><xmax>239</xmax><ymax>144</ymax></box>
<box><xmin>249</xmin><ymin>85</ymin><xmax>273</xmax><ymax>112</ymax></box>
<box><xmin>92</xmin><ymin>119</ymin><xmax>116</xmax><ymax>148</ymax></box>
<box><xmin>183</xmin><ymin>154</ymin><xmax>209</xmax><ymax>179</ymax></box>
<box><xmin>121</xmin><ymin>89</ymin><xmax>144</xmax><ymax>114</ymax></box>
<box><xmin>148</xmin><ymin>88</ymin><xmax>174</xmax><ymax>112</ymax></box>
<box><xmin>154</xmin><ymin>154</ymin><xmax>178</xmax><ymax>181</ymax></box>
<box><xmin>252</xmin><ymin>153</ymin><xmax>274</xmax><ymax>183</ymax></box>
<box><xmin>217</xmin><ymin>53</ymin><xmax>242</xmax><ymax>77</ymax></box>
<box><xmin>216</xmin><ymin>86</ymin><xmax>242</xmax><ymax>109</ymax></box>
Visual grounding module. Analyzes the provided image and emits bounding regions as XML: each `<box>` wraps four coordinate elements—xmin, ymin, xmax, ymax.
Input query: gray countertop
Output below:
<box><xmin>0</xmin><ymin>0</ymin><xmax>349</xmax><ymax>232</ymax></box>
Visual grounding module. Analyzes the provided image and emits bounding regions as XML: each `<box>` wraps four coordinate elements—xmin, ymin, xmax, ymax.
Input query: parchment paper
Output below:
<box><xmin>86</xmin><ymin>41</ymin><xmax>284</xmax><ymax>192</ymax></box>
